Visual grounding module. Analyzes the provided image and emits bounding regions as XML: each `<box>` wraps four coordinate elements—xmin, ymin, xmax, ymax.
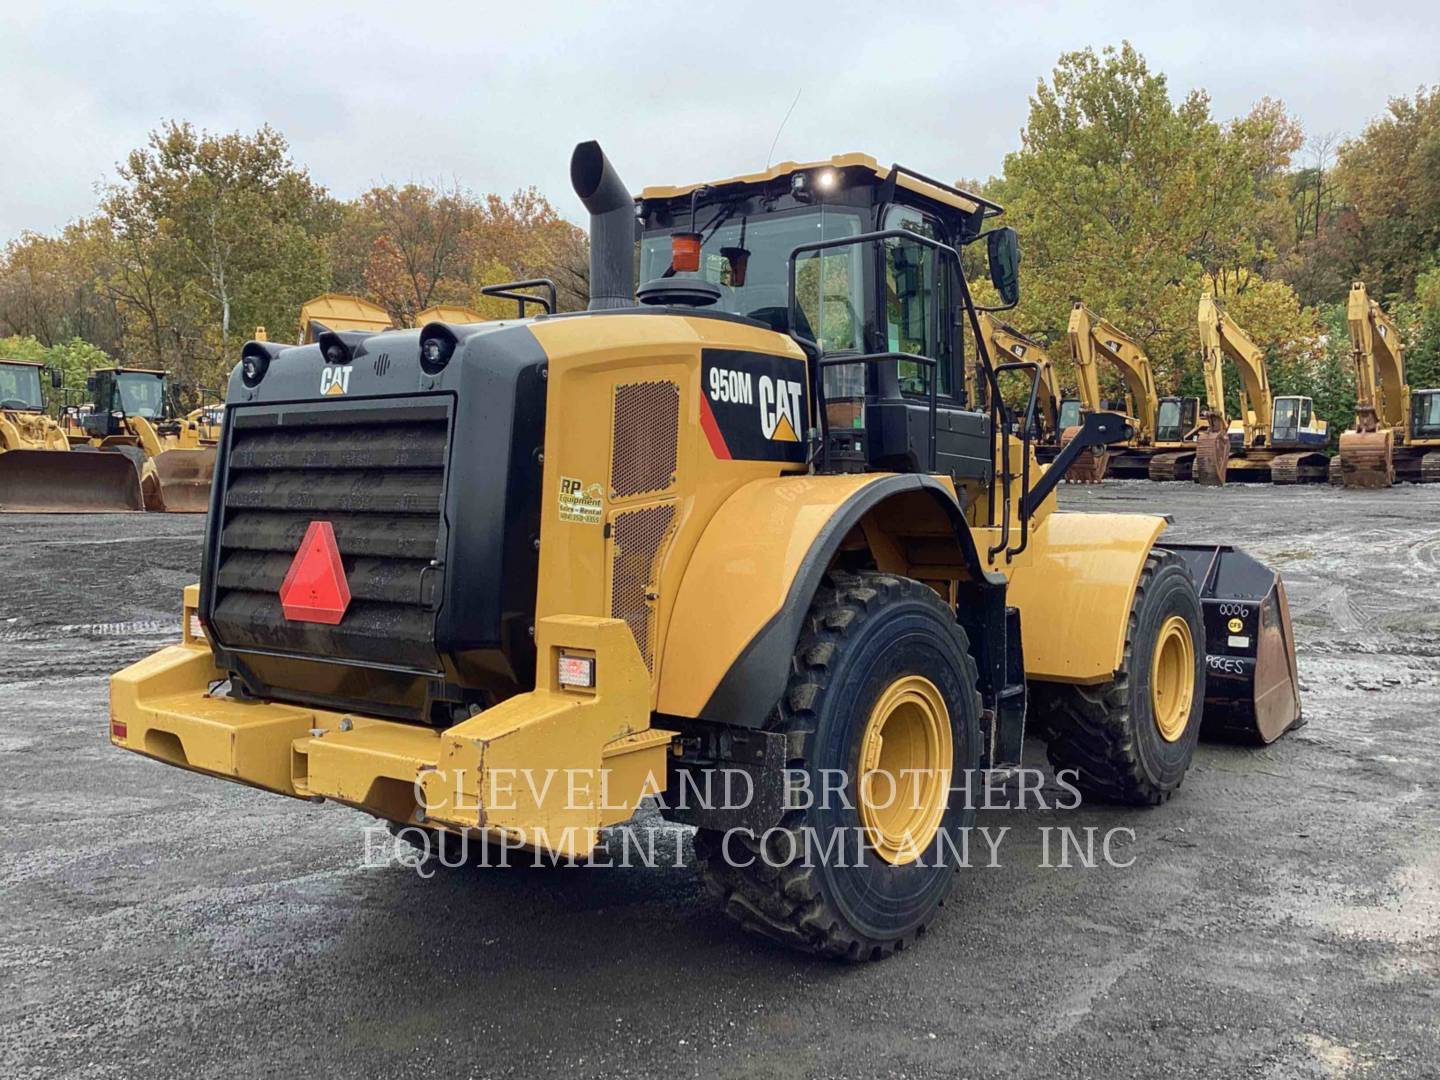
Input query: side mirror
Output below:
<box><xmin>986</xmin><ymin>227</ymin><xmax>1021</xmax><ymax>307</ymax></box>
<box><xmin>47</xmin><ymin>366</ymin><xmax>63</xmax><ymax>389</ymax></box>
<box><xmin>86</xmin><ymin>376</ymin><xmax>97</xmax><ymax>393</ymax></box>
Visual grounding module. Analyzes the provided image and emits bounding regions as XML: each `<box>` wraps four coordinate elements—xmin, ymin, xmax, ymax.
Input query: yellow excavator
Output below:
<box><xmin>1195</xmin><ymin>295</ymin><xmax>1329</xmax><ymax>485</ymax></box>
<box><xmin>0</xmin><ymin>358</ymin><xmax>144</xmax><ymax>511</ymax></box>
<box><xmin>1064</xmin><ymin>302</ymin><xmax>1205</xmax><ymax>482</ymax></box>
<box><xmin>976</xmin><ymin>313</ymin><xmax>1064</xmax><ymax>451</ymax></box>
<box><xmin>67</xmin><ymin>368</ymin><xmax>216</xmax><ymax>512</ymax></box>
<box><xmin>1337</xmin><ymin>281</ymin><xmax>1440</xmax><ymax>486</ymax></box>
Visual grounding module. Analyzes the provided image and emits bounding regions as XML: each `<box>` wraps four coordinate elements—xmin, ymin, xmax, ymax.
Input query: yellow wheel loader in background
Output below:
<box><xmin>1194</xmin><ymin>295</ymin><xmax>1329</xmax><ymax>485</ymax></box>
<box><xmin>110</xmin><ymin>142</ymin><xmax>1302</xmax><ymax>960</ymax></box>
<box><xmin>1337</xmin><ymin>281</ymin><xmax>1440</xmax><ymax>486</ymax></box>
<box><xmin>1063</xmin><ymin>303</ymin><xmax>1205</xmax><ymax>482</ymax></box>
<box><xmin>0</xmin><ymin>358</ymin><xmax>144</xmax><ymax>512</ymax></box>
<box><xmin>68</xmin><ymin>368</ymin><xmax>216</xmax><ymax>512</ymax></box>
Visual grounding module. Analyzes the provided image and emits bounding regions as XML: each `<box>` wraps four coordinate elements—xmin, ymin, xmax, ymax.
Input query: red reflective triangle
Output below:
<box><xmin>278</xmin><ymin>520</ymin><xmax>351</xmax><ymax>624</ymax></box>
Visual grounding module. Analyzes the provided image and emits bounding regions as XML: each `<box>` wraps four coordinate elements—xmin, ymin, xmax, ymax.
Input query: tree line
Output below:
<box><xmin>2</xmin><ymin>46</ymin><xmax>1438</xmax><ymax>435</ymax></box>
<box><xmin>0</xmin><ymin>121</ymin><xmax>587</xmax><ymax>400</ymax></box>
<box><xmin>982</xmin><ymin>43</ymin><xmax>1440</xmax><ymax>434</ymax></box>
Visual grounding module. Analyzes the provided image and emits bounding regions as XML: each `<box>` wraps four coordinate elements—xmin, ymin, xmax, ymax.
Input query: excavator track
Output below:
<box><xmin>1194</xmin><ymin>431</ymin><xmax>1229</xmax><ymax>487</ymax></box>
<box><xmin>1338</xmin><ymin>430</ymin><xmax>1394</xmax><ymax>488</ymax></box>
<box><xmin>1147</xmin><ymin>452</ymin><xmax>1194</xmax><ymax>482</ymax></box>
<box><xmin>1422</xmin><ymin>452</ymin><xmax>1440</xmax><ymax>484</ymax></box>
<box><xmin>1060</xmin><ymin>425</ymin><xmax>1108</xmax><ymax>483</ymax></box>
<box><xmin>1329</xmin><ymin>456</ymin><xmax>1344</xmax><ymax>486</ymax></box>
<box><xmin>1269</xmin><ymin>452</ymin><xmax>1330</xmax><ymax>485</ymax></box>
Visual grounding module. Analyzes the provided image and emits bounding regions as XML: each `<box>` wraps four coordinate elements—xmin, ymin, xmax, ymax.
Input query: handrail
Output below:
<box><xmin>992</xmin><ymin>360</ymin><xmax>1041</xmax><ymax>562</ymax></box>
<box><xmin>480</xmin><ymin>278</ymin><xmax>557</xmax><ymax>317</ymax></box>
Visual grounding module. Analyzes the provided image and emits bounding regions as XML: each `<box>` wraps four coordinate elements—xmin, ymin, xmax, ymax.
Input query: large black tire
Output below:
<box><xmin>696</xmin><ymin>570</ymin><xmax>983</xmax><ymax>961</ymax></box>
<box><xmin>1032</xmin><ymin>549</ymin><xmax>1205</xmax><ymax>806</ymax></box>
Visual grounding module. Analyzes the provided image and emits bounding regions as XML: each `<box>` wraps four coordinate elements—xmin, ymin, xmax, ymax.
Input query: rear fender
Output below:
<box><xmin>657</xmin><ymin>473</ymin><xmax>1004</xmax><ymax>727</ymax></box>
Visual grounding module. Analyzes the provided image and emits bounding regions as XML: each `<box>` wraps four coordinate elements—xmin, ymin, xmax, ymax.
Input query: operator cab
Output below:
<box><xmin>83</xmin><ymin>368</ymin><xmax>173</xmax><ymax>438</ymax></box>
<box><xmin>1057</xmin><ymin>397</ymin><xmax>1083</xmax><ymax>432</ymax></box>
<box><xmin>1155</xmin><ymin>395</ymin><xmax>1199</xmax><ymax>444</ymax></box>
<box><xmin>1270</xmin><ymin>394</ymin><xmax>1327</xmax><ymax>448</ymax></box>
<box><xmin>634</xmin><ymin>155</ymin><xmax>1019</xmax><ymax>482</ymax></box>
<box><xmin>0</xmin><ymin>359</ymin><xmax>57</xmax><ymax>413</ymax></box>
<box><xmin>1412</xmin><ymin>389</ymin><xmax>1440</xmax><ymax>440</ymax></box>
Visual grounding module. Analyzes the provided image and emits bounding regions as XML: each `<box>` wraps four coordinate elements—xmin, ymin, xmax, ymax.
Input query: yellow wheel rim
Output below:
<box><xmin>857</xmin><ymin>675</ymin><xmax>953</xmax><ymax>865</ymax></box>
<box><xmin>1151</xmin><ymin>615</ymin><xmax>1196</xmax><ymax>743</ymax></box>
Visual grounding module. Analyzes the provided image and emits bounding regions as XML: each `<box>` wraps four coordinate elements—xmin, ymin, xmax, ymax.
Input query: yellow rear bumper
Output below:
<box><xmin>109</xmin><ymin>603</ymin><xmax>672</xmax><ymax>858</ymax></box>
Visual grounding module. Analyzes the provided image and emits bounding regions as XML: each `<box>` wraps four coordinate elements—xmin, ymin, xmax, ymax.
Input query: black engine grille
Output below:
<box><xmin>207</xmin><ymin>398</ymin><xmax>451</xmax><ymax>674</ymax></box>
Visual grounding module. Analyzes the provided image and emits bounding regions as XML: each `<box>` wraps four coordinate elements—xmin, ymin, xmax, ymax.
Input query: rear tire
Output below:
<box><xmin>1032</xmin><ymin>549</ymin><xmax>1204</xmax><ymax>806</ymax></box>
<box><xmin>696</xmin><ymin>570</ymin><xmax>982</xmax><ymax>961</ymax></box>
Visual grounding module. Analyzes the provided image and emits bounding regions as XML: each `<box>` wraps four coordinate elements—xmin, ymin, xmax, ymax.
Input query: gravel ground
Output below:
<box><xmin>2</xmin><ymin>482</ymin><xmax>1438</xmax><ymax>1079</ymax></box>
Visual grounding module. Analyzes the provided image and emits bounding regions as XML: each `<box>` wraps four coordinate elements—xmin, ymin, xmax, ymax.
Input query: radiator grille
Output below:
<box><xmin>610</xmin><ymin>381</ymin><xmax>679</xmax><ymax>498</ymax></box>
<box><xmin>610</xmin><ymin>503</ymin><xmax>676</xmax><ymax>670</ymax></box>
<box><xmin>209</xmin><ymin>400</ymin><xmax>449</xmax><ymax>673</ymax></box>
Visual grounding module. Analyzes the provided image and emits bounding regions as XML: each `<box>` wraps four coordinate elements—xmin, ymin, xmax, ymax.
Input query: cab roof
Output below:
<box><xmin>0</xmin><ymin>357</ymin><xmax>44</xmax><ymax>368</ymax></box>
<box><xmin>638</xmin><ymin>152</ymin><xmax>1002</xmax><ymax>219</ymax></box>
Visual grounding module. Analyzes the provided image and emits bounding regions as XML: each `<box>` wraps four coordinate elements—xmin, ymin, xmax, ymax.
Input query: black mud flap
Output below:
<box><xmin>1166</xmin><ymin>544</ymin><xmax>1302</xmax><ymax>744</ymax></box>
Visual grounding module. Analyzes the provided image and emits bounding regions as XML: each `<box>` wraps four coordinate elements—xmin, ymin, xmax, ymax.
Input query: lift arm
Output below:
<box><xmin>1067</xmin><ymin>302</ymin><xmax>1158</xmax><ymax>444</ymax></box>
<box><xmin>978</xmin><ymin>313</ymin><xmax>1061</xmax><ymax>437</ymax></box>
<box><xmin>1197</xmin><ymin>295</ymin><xmax>1273</xmax><ymax>449</ymax></box>
<box><xmin>1346</xmin><ymin>281</ymin><xmax>1409</xmax><ymax>434</ymax></box>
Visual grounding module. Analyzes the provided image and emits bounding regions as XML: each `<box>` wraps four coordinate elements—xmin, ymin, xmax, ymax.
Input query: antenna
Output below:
<box><xmin>765</xmin><ymin>88</ymin><xmax>803</xmax><ymax>169</ymax></box>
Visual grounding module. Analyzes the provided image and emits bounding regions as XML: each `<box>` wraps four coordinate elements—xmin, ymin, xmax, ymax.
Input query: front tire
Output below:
<box><xmin>697</xmin><ymin>570</ymin><xmax>982</xmax><ymax>961</ymax></box>
<box><xmin>1032</xmin><ymin>549</ymin><xmax>1205</xmax><ymax>806</ymax></box>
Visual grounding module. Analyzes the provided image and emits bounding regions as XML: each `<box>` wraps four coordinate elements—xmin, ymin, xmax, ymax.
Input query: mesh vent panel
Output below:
<box><xmin>610</xmin><ymin>503</ymin><xmax>676</xmax><ymax>669</ymax></box>
<box><xmin>610</xmin><ymin>381</ymin><xmax>679</xmax><ymax>498</ymax></box>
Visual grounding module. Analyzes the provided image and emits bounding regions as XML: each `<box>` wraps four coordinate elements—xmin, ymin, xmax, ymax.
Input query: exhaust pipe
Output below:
<box><xmin>570</xmin><ymin>141</ymin><xmax>635</xmax><ymax>311</ymax></box>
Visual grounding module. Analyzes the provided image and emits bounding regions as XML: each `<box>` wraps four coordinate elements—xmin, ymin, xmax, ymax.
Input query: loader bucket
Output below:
<box><xmin>0</xmin><ymin>448</ymin><xmax>144</xmax><ymax>513</ymax></box>
<box><xmin>1168</xmin><ymin>543</ymin><xmax>1302</xmax><ymax>744</ymax></box>
<box><xmin>145</xmin><ymin>448</ymin><xmax>216</xmax><ymax>513</ymax></box>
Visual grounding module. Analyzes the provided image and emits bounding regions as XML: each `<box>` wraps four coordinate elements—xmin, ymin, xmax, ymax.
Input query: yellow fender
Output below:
<box><xmin>657</xmin><ymin>472</ymin><xmax>996</xmax><ymax>722</ymax></box>
<box><xmin>1002</xmin><ymin>511</ymin><xmax>1167</xmax><ymax>683</ymax></box>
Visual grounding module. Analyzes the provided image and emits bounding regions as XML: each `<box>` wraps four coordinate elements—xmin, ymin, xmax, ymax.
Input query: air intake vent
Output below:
<box><xmin>209</xmin><ymin>398</ymin><xmax>449</xmax><ymax>674</ymax></box>
<box><xmin>610</xmin><ymin>381</ymin><xmax>679</xmax><ymax>498</ymax></box>
<box><xmin>610</xmin><ymin>503</ymin><xmax>676</xmax><ymax>669</ymax></box>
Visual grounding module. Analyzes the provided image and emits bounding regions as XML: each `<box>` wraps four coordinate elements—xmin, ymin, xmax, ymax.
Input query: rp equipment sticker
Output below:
<box><xmin>698</xmin><ymin>349</ymin><xmax>807</xmax><ymax>463</ymax></box>
<box><xmin>558</xmin><ymin>476</ymin><xmax>603</xmax><ymax>524</ymax></box>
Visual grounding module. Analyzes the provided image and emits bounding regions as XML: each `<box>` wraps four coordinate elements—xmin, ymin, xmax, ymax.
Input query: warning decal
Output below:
<box><xmin>699</xmin><ymin>349</ymin><xmax>808</xmax><ymax>464</ymax></box>
<box><xmin>558</xmin><ymin>476</ymin><xmax>604</xmax><ymax>524</ymax></box>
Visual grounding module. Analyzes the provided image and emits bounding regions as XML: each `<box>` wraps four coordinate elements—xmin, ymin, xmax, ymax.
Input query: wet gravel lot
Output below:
<box><xmin>2</xmin><ymin>482</ymin><xmax>1438</xmax><ymax>1079</ymax></box>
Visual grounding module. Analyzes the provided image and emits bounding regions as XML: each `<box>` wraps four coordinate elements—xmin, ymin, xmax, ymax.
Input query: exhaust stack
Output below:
<box><xmin>570</xmin><ymin>141</ymin><xmax>635</xmax><ymax>311</ymax></box>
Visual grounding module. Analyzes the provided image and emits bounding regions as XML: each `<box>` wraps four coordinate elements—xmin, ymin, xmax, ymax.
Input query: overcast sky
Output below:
<box><xmin>3</xmin><ymin>0</ymin><xmax>1438</xmax><ymax>240</ymax></box>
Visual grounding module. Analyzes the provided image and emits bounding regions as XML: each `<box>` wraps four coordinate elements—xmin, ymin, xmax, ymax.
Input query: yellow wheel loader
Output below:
<box><xmin>0</xmin><ymin>359</ymin><xmax>144</xmax><ymax>512</ymax></box>
<box><xmin>1195</xmin><ymin>295</ymin><xmax>1329</xmax><ymax>486</ymax></box>
<box><xmin>109</xmin><ymin>142</ymin><xmax>1302</xmax><ymax>960</ymax></box>
<box><xmin>1337</xmin><ymin>281</ymin><xmax>1440</xmax><ymax>486</ymax></box>
<box><xmin>69</xmin><ymin>368</ymin><xmax>216</xmax><ymax>512</ymax></box>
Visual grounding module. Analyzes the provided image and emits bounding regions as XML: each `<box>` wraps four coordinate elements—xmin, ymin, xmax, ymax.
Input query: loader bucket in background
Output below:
<box><xmin>1168</xmin><ymin>543</ymin><xmax>1302</xmax><ymax>744</ymax></box>
<box><xmin>145</xmin><ymin>448</ymin><xmax>216</xmax><ymax>513</ymax></box>
<box><xmin>0</xmin><ymin>449</ymin><xmax>144</xmax><ymax>512</ymax></box>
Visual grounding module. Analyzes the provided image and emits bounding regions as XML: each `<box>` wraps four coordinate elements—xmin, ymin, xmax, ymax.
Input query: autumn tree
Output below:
<box><xmin>101</xmin><ymin>121</ymin><xmax>336</xmax><ymax>383</ymax></box>
<box><xmin>989</xmin><ymin>44</ymin><xmax>1306</xmax><ymax>399</ymax></box>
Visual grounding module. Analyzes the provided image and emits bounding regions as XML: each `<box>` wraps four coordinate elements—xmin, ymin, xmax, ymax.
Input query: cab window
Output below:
<box><xmin>882</xmin><ymin>206</ymin><xmax>953</xmax><ymax>398</ymax></box>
